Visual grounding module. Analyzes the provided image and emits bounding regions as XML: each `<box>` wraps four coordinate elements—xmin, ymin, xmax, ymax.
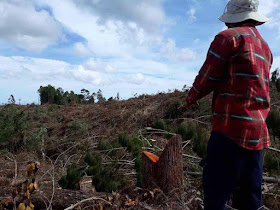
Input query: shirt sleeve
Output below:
<box><xmin>186</xmin><ymin>34</ymin><xmax>231</xmax><ymax>105</ymax></box>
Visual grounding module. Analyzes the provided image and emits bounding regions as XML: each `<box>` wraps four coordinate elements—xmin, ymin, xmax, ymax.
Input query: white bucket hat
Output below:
<box><xmin>218</xmin><ymin>0</ymin><xmax>269</xmax><ymax>25</ymax></box>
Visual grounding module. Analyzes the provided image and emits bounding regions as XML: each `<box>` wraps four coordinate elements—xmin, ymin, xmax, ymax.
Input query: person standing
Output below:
<box><xmin>179</xmin><ymin>0</ymin><xmax>273</xmax><ymax>209</ymax></box>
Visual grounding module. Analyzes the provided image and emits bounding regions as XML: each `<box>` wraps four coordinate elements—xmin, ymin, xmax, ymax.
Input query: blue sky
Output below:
<box><xmin>0</xmin><ymin>0</ymin><xmax>279</xmax><ymax>104</ymax></box>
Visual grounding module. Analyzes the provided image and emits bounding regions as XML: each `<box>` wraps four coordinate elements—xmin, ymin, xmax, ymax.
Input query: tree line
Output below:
<box><xmin>37</xmin><ymin>85</ymin><xmax>119</xmax><ymax>105</ymax></box>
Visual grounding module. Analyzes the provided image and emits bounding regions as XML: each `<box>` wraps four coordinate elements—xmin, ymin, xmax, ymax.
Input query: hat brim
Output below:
<box><xmin>218</xmin><ymin>11</ymin><xmax>269</xmax><ymax>25</ymax></box>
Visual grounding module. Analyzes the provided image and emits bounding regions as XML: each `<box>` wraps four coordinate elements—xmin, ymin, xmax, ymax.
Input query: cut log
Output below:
<box><xmin>142</xmin><ymin>135</ymin><xmax>183</xmax><ymax>193</ymax></box>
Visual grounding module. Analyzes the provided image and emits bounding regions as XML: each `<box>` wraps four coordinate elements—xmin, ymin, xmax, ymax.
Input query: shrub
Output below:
<box><xmin>266</xmin><ymin>110</ymin><xmax>280</xmax><ymax>141</ymax></box>
<box><xmin>24</xmin><ymin>127</ymin><xmax>47</xmax><ymax>152</ymax></box>
<box><xmin>155</xmin><ymin>119</ymin><xmax>169</xmax><ymax>131</ymax></box>
<box><xmin>48</xmin><ymin>104</ymin><xmax>60</xmax><ymax>111</ymax></box>
<box><xmin>0</xmin><ymin>105</ymin><xmax>28</xmax><ymax>152</ymax></box>
<box><xmin>192</xmin><ymin>127</ymin><xmax>209</xmax><ymax>164</ymax></box>
<box><xmin>118</xmin><ymin>133</ymin><xmax>130</xmax><ymax>147</ymax></box>
<box><xmin>276</xmin><ymin>79</ymin><xmax>280</xmax><ymax>92</ymax></box>
<box><xmin>58</xmin><ymin>163</ymin><xmax>81</xmax><ymax>190</ymax></box>
<box><xmin>264</xmin><ymin>153</ymin><xmax>279</xmax><ymax>171</ymax></box>
<box><xmin>84</xmin><ymin>152</ymin><xmax>124</xmax><ymax>192</ymax></box>
<box><xmin>84</xmin><ymin>152</ymin><xmax>102</xmax><ymax>167</ymax></box>
<box><xmin>165</xmin><ymin>98</ymin><xmax>182</xmax><ymax>119</ymax></box>
<box><xmin>118</xmin><ymin>133</ymin><xmax>143</xmax><ymax>186</ymax></box>
<box><xmin>67</xmin><ymin>120</ymin><xmax>83</xmax><ymax>130</ymax></box>
<box><xmin>198</xmin><ymin>101</ymin><xmax>211</xmax><ymax>115</ymax></box>
<box><xmin>176</xmin><ymin>122</ymin><xmax>198</xmax><ymax>140</ymax></box>
<box><xmin>98</xmin><ymin>139</ymin><xmax>113</xmax><ymax>150</ymax></box>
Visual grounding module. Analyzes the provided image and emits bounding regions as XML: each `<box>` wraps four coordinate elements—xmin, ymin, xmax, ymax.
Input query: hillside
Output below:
<box><xmin>0</xmin><ymin>86</ymin><xmax>279</xmax><ymax>210</ymax></box>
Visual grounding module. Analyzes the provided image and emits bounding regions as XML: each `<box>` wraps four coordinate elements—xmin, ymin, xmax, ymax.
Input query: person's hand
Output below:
<box><xmin>178</xmin><ymin>100</ymin><xmax>199</xmax><ymax>117</ymax></box>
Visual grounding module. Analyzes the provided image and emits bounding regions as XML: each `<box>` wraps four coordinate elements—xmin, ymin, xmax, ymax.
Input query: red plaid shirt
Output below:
<box><xmin>186</xmin><ymin>25</ymin><xmax>273</xmax><ymax>150</ymax></box>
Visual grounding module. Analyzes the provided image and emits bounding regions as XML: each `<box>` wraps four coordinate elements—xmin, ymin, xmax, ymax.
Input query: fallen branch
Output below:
<box><xmin>183</xmin><ymin>154</ymin><xmax>202</xmax><ymax>160</ymax></box>
<box><xmin>64</xmin><ymin>196</ymin><xmax>111</xmax><ymax>210</ymax></box>
<box><xmin>266</xmin><ymin>147</ymin><xmax>280</xmax><ymax>153</ymax></box>
<box><xmin>11</xmin><ymin>157</ymin><xmax>17</xmax><ymax>210</ymax></box>
<box><xmin>195</xmin><ymin>115</ymin><xmax>211</xmax><ymax>120</ymax></box>
<box><xmin>263</xmin><ymin>176</ymin><xmax>280</xmax><ymax>184</ymax></box>
<box><xmin>263</xmin><ymin>193</ymin><xmax>280</xmax><ymax>197</ymax></box>
<box><xmin>45</xmin><ymin>156</ymin><xmax>55</xmax><ymax>210</ymax></box>
<box><xmin>186</xmin><ymin>172</ymin><xmax>280</xmax><ymax>183</ymax></box>
<box><xmin>182</xmin><ymin>140</ymin><xmax>191</xmax><ymax>149</ymax></box>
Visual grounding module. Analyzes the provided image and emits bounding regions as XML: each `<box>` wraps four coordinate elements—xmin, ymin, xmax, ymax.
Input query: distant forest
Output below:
<box><xmin>37</xmin><ymin>85</ymin><xmax>119</xmax><ymax>105</ymax></box>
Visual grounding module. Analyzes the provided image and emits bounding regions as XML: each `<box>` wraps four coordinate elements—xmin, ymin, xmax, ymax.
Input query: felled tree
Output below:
<box><xmin>142</xmin><ymin>135</ymin><xmax>183</xmax><ymax>193</ymax></box>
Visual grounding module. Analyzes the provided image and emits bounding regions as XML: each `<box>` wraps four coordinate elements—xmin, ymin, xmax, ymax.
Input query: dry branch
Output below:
<box><xmin>186</xmin><ymin>171</ymin><xmax>280</xmax><ymax>183</ymax></box>
<box><xmin>266</xmin><ymin>147</ymin><xmax>280</xmax><ymax>153</ymax></box>
<box><xmin>183</xmin><ymin>154</ymin><xmax>202</xmax><ymax>160</ymax></box>
<box><xmin>64</xmin><ymin>196</ymin><xmax>111</xmax><ymax>210</ymax></box>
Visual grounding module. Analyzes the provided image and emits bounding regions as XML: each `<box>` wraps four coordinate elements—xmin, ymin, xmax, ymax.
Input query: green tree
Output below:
<box><xmin>97</xmin><ymin>89</ymin><xmax>106</xmax><ymax>103</ymax></box>
<box><xmin>38</xmin><ymin>85</ymin><xmax>56</xmax><ymax>105</ymax></box>
<box><xmin>54</xmin><ymin>87</ymin><xmax>64</xmax><ymax>105</ymax></box>
<box><xmin>271</xmin><ymin>68</ymin><xmax>279</xmax><ymax>83</ymax></box>
<box><xmin>8</xmin><ymin>95</ymin><xmax>16</xmax><ymax>104</ymax></box>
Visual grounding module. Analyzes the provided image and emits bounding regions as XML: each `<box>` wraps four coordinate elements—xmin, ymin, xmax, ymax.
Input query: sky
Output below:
<box><xmin>0</xmin><ymin>0</ymin><xmax>280</xmax><ymax>104</ymax></box>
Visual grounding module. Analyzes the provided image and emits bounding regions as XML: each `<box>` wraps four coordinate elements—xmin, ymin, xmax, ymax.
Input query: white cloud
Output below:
<box><xmin>0</xmin><ymin>0</ymin><xmax>61</xmax><ymax>51</ymax></box>
<box><xmin>126</xmin><ymin>73</ymin><xmax>146</xmax><ymax>85</ymax></box>
<box><xmin>258</xmin><ymin>0</ymin><xmax>280</xmax><ymax>17</ymax></box>
<box><xmin>187</xmin><ymin>8</ymin><xmax>196</xmax><ymax>23</ymax></box>
<box><xmin>73</xmin><ymin>0</ymin><xmax>166</xmax><ymax>33</ymax></box>
<box><xmin>72</xmin><ymin>66</ymin><xmax>103</xmax><ymax>85</ymax></box>
<box><xmin>36</xmin><ymin>0</ymin><xmax>165</xmax><ymax>58</ymax></box>
<box><xmin>160</xmin><ymin>39</ymin><xmax>197</xmax><ymax>62</ymax></box>
<box><xmin>74</xmin><ymin>42</ymin><xmax>92</xmax><ymax>56</ymax></box>
<box><xmin>83</xmin><ymin>58</ymin><xmax>117</xmax><ymax>73</ymax></box>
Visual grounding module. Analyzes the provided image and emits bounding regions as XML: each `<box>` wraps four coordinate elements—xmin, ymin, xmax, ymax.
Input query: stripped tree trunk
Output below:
<box><xmin>142</xmin><ymin>135</ymin><xmax>183</xmax><ymax>193</ymax></box>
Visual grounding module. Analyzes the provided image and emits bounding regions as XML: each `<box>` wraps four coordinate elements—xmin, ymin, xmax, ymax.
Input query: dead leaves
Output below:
<box><xmin>17</xmin><ymin>200</ymin><xmax>34</xmax><ymax>210</ymax></box>
<box><xmin>27</xmin><ymin>178</ymin><xmax>38</xmax><ymax>194</ymax></box>
<box><xmin>143</xmin><ymin>188</ymin><xmax>160</xmax><ymax>200</ymax></box>
<box><xmin>88</xmin><ymin>188</ymin><xmax>160</xmax><ymax>209</ymax></box>
<box><xmin>26</xmin><ymin>161</ymin><xmax>40</xmax><ymax>177</ymax></box>
<box><xmin>10</xmin><ymin>161</ymin><xmax>40</xmax><ymax>210</ymax></box>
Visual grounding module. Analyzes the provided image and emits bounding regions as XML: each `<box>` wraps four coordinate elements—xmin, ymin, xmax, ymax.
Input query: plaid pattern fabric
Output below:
<box><xmin>186</xmin><ymin>25</ymin><xmax>273</xmax><ymax>150</ymax></box>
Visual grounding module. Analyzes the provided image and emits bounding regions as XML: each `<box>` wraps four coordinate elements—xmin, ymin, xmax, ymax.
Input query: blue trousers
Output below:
<box><xmin>203</xmin><ymin>131</ymin><xmax>263</xmax><ymax>210</ymax></box>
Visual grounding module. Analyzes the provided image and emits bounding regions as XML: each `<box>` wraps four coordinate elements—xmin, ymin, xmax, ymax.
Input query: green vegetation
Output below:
<box><xmin>84</xmin><ymin>153</ymin><xmax>121</xmax><ymax>192</ymax></box>
<box><xmin>25</xmin><ymin>127</ymin><xmax>47</xmax><ymax>151</ymax></box>
<box><xmin>38</xmin><ymin>85</ymin><xmax>101</xmax><ymax>105</ymax></box>
<box><xmin>175</xmin><ymin>122</ymin><xmax>208</xmax><ymax>164</ymax></box>
<box><xmin>276</xmin><ymin>79</ymin><xmax>280</xmax><ymax>92</ymax></box>
<box><xmin>264</xmin><ymin>153</ymin><xmax>279</xmax><ymax>172</ymax></box>
<box><xmin>155</xmin><ymin>119</ymin><xmax>169</xmax><ymax>131</ymax></box>
<box><xmin>266</xmin><ymin>110</ymin><xmax>280</xmax><ymax>141</ymax></box>
<box><xmin>97</xmin><ymin>140</ymin><xmax>122</xmax><ymax>157</ymax></box>
<box><xmin>165</xmin><ymin>98</ymin><xmax>182</xmax><ymax>119</ymax></box>
<box><xmin>193</xmin><ymin>127</ymin><xmax>209</xmax><ymax>162</ymax></box>
<box><xmin>58</xmin><ymin>163</ymin><xmax>82</xmax><ymax>190</ymax></box>
<box><xmin>198</xmin><ymin>101</ymin><xmax>211</xmax><ymax>115</ymax></box>
<box><xmin>118</xmin><ymin>133</ymin><xmax>143</xmax><ymax>186</ymax></box>
<box><xmin>0</xmin><ymin>105</ymin><xmax>27</xmax><ymax>152</ymax></box>
<box><xmin>271</xmin><ymin>68</ymin><xmax>279</xmax><ymax>83</ymax></box>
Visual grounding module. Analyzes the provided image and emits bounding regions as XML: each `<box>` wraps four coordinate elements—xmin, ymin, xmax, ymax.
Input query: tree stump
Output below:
<box><xmin>142</xmin><ymin>135</ymin><xmax>183</xmax><ymax>193</ymax></box>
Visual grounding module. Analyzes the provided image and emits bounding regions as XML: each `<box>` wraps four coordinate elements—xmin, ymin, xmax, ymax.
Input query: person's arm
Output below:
<box><xmin>183</xmin><ymin>34</ymin><xmax>232</xmax><ymax>107</ymax></box>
